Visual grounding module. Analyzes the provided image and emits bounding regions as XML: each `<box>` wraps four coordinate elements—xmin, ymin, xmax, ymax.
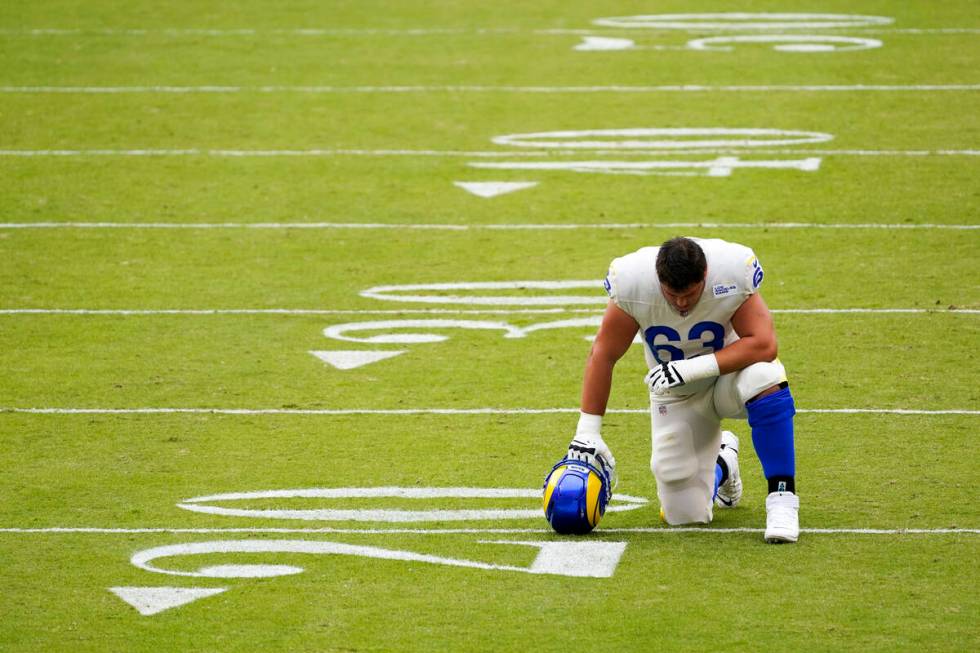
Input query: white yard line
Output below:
<box><xmin>1</xmin><ymin>221</ymin><xmax>977</xmax><ymax>230</ymax></box>
<box><xmin>0</xmin><ymin>308</ymin><xmax>976</xmax><ymax>316</ymax></box>
<box><xmin>0</xmin><ymin>28</ymin><xmax>521</xmax><ymax>36</ymax></box>
<box><xmin>1</xmin><ymin>148</ymin><xmax>977</xmax><ymax>157</ymax></box>
<box><xmin>474</xmin><ymin>149</ymin><xmax>980</xmax><ymax>156</ymax></box>
<box><xmin>2</xmin><ymin>84</ymin><xmax>979</xmax><ymax>93</ymax></box>
<box><xmin>554</xmin><ymin>28</ymin><xmax>980</xmax><ymax>36</ymax></box>
<box><xmin>848</xmin><ymin>28</ymin><xmax>980</xmax><ymax>34</ymax></box>
<box><xmin>0</xmin><ymin>526</ymin><xmax>975</xmax><ymax>535</ymax></box>
<box><xmin>0</xmin><ymin>308</ymin><xmax>602</xmax><ymax>316</ymax></box>
<box><xmin>1</xmin><ymin>27</ymin><xmax>978</xmax><ymax>36</ymax></box>
<box><xmin>771</xmin><ymin>308</ymin><xmax>979</xmax><ymax>314</ymax></box>
<box><xmin>2</xmin><ymin>407</ymin><xmax>977</xmax><ymax>416</ymax></box>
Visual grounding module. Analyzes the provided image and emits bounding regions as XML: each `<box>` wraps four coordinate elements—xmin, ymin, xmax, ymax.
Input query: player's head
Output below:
<box><xmin>656</xmin><ymin>237</ymin><xmax>707</xmax><ymax>315</ymax></box>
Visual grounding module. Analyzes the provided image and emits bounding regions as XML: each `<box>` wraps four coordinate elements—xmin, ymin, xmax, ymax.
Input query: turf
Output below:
<box><xmin>1</xmin><ymin>1</ymin><xmax>978</xmax><ymax>651</ymax></box>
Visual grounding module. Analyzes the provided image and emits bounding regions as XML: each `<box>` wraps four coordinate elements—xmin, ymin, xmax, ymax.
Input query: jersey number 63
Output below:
<box><xmin>644</xmin><ymin>322</ymin><xmax>725</xmax><ymax>363</ymax></box>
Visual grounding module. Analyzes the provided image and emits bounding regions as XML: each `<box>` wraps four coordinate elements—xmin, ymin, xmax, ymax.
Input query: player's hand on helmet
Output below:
<box><xmin>645</xmin><ymin>355</ymin><xmax>721</xmax><ymax>396</ymax></box>
<box><xmin>567</xmin><ymin>434</ymin><xmax>617</xmax><ymax>484</ymax></box>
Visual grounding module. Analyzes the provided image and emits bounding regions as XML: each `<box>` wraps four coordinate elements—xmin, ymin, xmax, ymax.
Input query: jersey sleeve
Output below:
<box><xmin>604</xmin><ymin>256</ymin><xmax>634</xmax><ymax>316</ymax></box>
<box><xmin>742</xmin><ymin>249</ymin><xmax>765</xmax><ymax>295</ymax></box>
<box><xmin>603</xmin><ymin>252</ymin><xmax>650</xmax><ymax>319</ymax></box>
<box><xmin>604</xmin><ymin>258</ymin><xmax>623</xmax><ymax>305</ymax></box>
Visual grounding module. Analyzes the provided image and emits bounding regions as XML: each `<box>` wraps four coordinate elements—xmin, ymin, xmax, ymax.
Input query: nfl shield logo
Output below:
<box><xmin>658</xmin><ymin>405</ymin><xmax>667</xmax><ymax>416</ymax></box>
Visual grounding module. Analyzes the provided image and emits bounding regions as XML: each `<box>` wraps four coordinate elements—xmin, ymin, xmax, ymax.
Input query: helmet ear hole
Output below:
<box><xmin>542</xmin><ymin>459</ymin><xmax>611</xmax><ymax>535</ymax></box>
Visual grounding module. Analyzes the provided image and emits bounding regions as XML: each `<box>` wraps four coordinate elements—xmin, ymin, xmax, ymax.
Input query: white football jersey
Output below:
<box><xmin>604</xmin><ymin>238</ymin><xmax>764</xmax><ymax>369</ymax></box>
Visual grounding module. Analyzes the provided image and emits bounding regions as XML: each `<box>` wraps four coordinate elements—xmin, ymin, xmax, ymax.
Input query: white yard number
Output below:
<box><xmin>579</xmin><ymin>12</ymin><xmax>889</xmax><ymax>53</ymax></box>
<box><xmin>361</xmin><ymin>280</ymin><xmax>605</xmax><ymax>306</ymax></box>
<box><xmin>685</xmin><ymin>35</ymin><xmax>881</xmax><ymax>53</ymax></box>
<box><xmin>176</xmin><ymin>487</ymin><xmax>648</xmax><ymax>522</ymax></box>
<box><xmin>469</xmin><ymin>127</ymin><xmax>830</xmax><ymax>178</ymax></box>
<box><xmin>126</xmin><ymin>488</ymin><xmax>645</xmax><ymax>585</ymax></box>
<box><xmin>131</xmin><ymin>538</ymin><xmax>629</xmax><ymax>580</ymax></box>
<box><xmin>312</xmin><ymin>281</ymin><xmax>618</xmax><ymax>370</ymax></box>
<box><xmin>592</xmin><ymin>13</ymin><xmax>893</xmax><ymax>30</ymax></box>
<box><xmin>316</xmin><ymin>280</ymin><xmax>606</xmax><ymax>349</ymax></box>
<box><xmin>491</xmin><ymin>128</ymin><xmax>832</xmax><ymax>149</ymax></box>
<box><xmin>115</xmin><ymin>487</ymin><xmax>640</xmax><ymax>614</ymax></box>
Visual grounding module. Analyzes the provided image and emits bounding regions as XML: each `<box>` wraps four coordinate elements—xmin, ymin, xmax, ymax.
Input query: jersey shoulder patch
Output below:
<box><xmin>711</xmin><ymin>282</ymin><xmax>739</xmax><ymax>297</ymax></box>
<box><xmin>699</xmin><ymin>239</ymin><xmax>763</xmax><ymax>297</ymax></box>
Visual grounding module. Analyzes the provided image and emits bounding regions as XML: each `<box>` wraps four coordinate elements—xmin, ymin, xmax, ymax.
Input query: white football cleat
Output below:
<box><xmin>714</xmin><ymin>431</ymin><xmax>742</xmax><ymax>508</ymax></box>
<box><xmin>765</xmin><ymin>491</ymin><xmax>800</xmax><ymax>543</ymax></box>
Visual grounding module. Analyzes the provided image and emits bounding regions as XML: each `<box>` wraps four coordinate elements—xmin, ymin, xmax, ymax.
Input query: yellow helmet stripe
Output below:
<box><xmin>543</xmin><ymin>466</ymin><xmax>567</xmax><ymax>513</ymax></box>
<box><xmin>586</xmin><ymin>470</ymin><xmax>603</xmax><ymax>526</ymax></box>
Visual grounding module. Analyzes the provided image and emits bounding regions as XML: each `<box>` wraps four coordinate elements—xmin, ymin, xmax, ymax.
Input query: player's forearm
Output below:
<box><xmin>580</xmin><ymin>349</ymin><xmax>615</xmax><ymax>416</ymax></box>
<box><xmin>647</xmin><ymin>335</ymin><xmax>778</xmax><ymax>395</ymax></box>
<box><xmin>715</xmin><ymin>335</ymin><xmax>778</xmax><ymax>374</ymax></box>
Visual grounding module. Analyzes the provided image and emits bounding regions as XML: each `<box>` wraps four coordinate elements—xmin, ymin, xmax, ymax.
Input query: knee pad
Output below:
<box><xmin>716</xmin><ymin>360</ymin><xmax>788</xmax><ymax>417</ymax></box>
<box><xmin>736</xmin><ymin>360</ymin><xmax>787</xmax><ymax>405</ymax></box>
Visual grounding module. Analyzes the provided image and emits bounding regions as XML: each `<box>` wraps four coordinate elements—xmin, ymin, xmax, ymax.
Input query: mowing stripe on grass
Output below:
<box><xmin>1</xmin><ymin>221</ymin><xmax>978</xmax><ymax>230</ymax></box>
<box><xmin>2</xmin><ymin>84</ymin><xmax>979</xmax><ymax>93</ymax></box>
<box><xmin>0</xmin><ymin>526</ymin><xmax>976</xmax><ymax>535</ymax></box>
<box><xmin>2</xmin><ymin>407</ymin><xmax>977</xmax><ymax>416</ymax></box>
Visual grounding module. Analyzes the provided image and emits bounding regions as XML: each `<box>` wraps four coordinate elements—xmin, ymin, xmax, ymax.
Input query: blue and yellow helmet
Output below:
<box><xmin>542</xmin><ymin>459</ymin><xmax>612</xmax><ymax>535</ymax></box>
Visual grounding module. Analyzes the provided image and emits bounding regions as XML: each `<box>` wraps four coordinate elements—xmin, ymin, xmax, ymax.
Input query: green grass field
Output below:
<box><xmin>1</xmin><ymin>1</ymin><xmax>978</xmax><ymax>651</ymax></box>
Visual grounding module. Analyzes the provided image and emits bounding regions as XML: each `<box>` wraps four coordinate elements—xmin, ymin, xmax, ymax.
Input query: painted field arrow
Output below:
<box><xmin>574</xmin><ymin>36</ymin><xmax>637</xmax><ymax>51</ymax></box>
<box><xmin>309</xmin><ymin>350</ymin><xmax>406</xmax><ymax>370</ymax></box>
<box><xmin>109</xmin><ymin>586</ymin><xmax>227</xmax><ymax>616</ymax></box>
<box><xmin>453</xmin><ymin>181</ymin><xmax>538</xmax><ymax>198</ymax></box>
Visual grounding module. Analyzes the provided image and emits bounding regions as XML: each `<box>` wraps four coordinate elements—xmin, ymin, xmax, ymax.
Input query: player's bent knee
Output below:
<box><xmin>660</xmin><ymin>484</ymin><xmax>713</xmax><ymax>525</ymax></box>
<box><xmin>735</xmin><ymin>360</ymin><xmax>787</xmax><ymax>406</ymax></box>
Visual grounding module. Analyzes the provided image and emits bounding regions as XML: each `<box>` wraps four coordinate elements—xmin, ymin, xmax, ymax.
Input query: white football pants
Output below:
<box><xmin>650</xmin><ymin>360</ymin><xmax>787</xmax><ymax>525</ymax></box>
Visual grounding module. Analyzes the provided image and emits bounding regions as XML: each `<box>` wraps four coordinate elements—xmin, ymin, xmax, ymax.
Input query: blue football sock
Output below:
<box><xmin>713</xmin><ymin>463</ymin><xmax>724</xmax><ymax>500</ymax></box>
<box><xmin>746</xmin><ymin>386</ymin><xmax>796</xmax><ymax>482</ymax></box>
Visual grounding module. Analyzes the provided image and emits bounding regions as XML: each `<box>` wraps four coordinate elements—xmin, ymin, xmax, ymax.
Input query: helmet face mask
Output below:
<box><xmin>542</xmin><ymin>459</ymin><xmax>612</xmax><ymax>534</ymax></box>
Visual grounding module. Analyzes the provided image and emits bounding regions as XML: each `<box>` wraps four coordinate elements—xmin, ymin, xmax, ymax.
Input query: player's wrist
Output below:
<box><xmin>682</xmin><ymin>354</ymin><xmax>721</xmax><ymax>381</ymax></box>
<box><xmin>576</xmin><ymin>412</ymin><xmax>603</xmax><ymax>437</ymax></box>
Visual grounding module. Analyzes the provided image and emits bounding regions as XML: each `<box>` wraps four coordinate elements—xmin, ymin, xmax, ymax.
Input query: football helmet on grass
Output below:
<box><xmin>542</xmin><ymin>458</ymin><xmax>613</xmax><ymax>534</ymax></box>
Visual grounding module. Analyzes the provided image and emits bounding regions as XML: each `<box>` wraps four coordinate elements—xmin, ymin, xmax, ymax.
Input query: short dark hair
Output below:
<box><xmin>656</xmin><ymin>237</ymin><xmax>707</xmax><ymax>290</ymax></box>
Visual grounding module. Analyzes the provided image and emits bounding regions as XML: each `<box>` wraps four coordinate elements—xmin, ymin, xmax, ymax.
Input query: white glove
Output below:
<box><xmin>644</xmin><ymin>355</ymin><xmax>720</xmax><ymax>395</ymax></box>
<box><xmin>567</xmin><ymin>413</ymin><xmax>617</xmax><ymax>485</ymax></box>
